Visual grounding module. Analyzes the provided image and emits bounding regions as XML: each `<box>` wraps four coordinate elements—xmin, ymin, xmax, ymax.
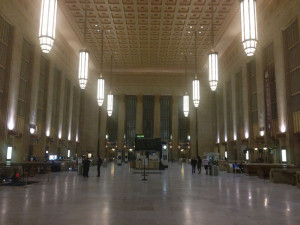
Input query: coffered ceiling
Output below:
<box><xmin>59</xmin><ymin>0</ymin><xmax>239</xmax><ymax>73</ymax></box>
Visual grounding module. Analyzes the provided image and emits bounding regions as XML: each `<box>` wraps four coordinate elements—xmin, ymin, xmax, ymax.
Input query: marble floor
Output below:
<box><xmin>1</xmin><ymin>162</ymin><xmax>300</xmax><ymax>225</ymax></box>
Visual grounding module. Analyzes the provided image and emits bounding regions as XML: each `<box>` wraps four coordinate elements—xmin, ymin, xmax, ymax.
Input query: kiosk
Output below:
<box><xmin>124</xmin><ymin>151</ymin><xmax>129</xmax><ymax>163</ymax></box>
<box><xmin>117</xmin><ymin>151</ymin><xmax>122</xmax><ymax>165</ymax></box>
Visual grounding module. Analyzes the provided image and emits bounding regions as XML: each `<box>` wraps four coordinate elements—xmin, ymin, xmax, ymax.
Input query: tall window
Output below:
<box><xmin>143</xmin><ymin>95</ymin><xmax>154</xmax><ymax>138</ymax></box>
<box><xmin>107</xmin><ymin>95</ymin><xmax>118</xmax><ymax>142</ymax></box>
<box><xmin>160</xmin><ymin>96</ymin><xmax>171</xmax><ymax>140</ymax></box>
<box><xmin>0</xmin><ymin>16</ymin><xmax>12</xmax><ymax>112</ymax></box>
<box><xmin>63</xmin><ymin>78</ymin><xmax>70</xmax><ymax>139</ymax></box>
<box><xmin>248</xmin><ymin>59</ymin><xmax>258</xmax><ymax>137</ymax></box>
<box><xmin>17</xmin><ymin>39</ymin><xmax>32</xmax><ymax>120</ymax></box>
<box><xmin>52</xmin><ymin>68</ymin><xmax>61</xmax><ymax>133</ymax></box>
<box><xmin>264</xmin><ymin>43</ymin><xmax>277</xmax><ymax>134</ymax></box>
<box><xmin>178</xmin><ymin>97</ymin><xmax>188</xmax><ymax>142</ymax></box>
<box><xmin>125</xmin><ymin>95</ymin><xmax>136</xmax><ymax>146</ymax></box>
<box><xmin>226</xmin><ymin>80</ymin><xmax>233</xmax><ymax>140</ymax></box>
<box><xmin>235</xmin><ymin>71</ymin><xmax>243</xmax><ymax>138</ymax></box>
<box><xmin>283</xmin><ymin>20</ymin><xmax>300</xmax><ymax>133</ymax></box>
<box><xmin>37</xmin><ymin>56</ymin><xmax>49</xmax><ymax>125</ymax></box>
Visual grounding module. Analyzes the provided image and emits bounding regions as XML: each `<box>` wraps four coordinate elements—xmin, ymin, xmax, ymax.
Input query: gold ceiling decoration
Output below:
<box><xmin>59</xmin><ymin>0</ymin><xmax>238</xmax><ymax>72</ymax></box>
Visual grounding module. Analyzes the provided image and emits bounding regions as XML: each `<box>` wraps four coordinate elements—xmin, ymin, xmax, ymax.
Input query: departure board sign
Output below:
<box><xmin>135</xmin><ymin>137</ymin><xmax>161</xmax><ymax>151</ymax></box>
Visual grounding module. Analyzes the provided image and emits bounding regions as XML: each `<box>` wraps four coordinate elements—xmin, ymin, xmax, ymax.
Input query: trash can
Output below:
<box><xmin>211</xmin><ymin>165</ymin><xmax>219</xmax><ymax>176</ymax></box>
<box><xmin>77</xmin><ymin>164</ymin><xmax>83</xmax><ymax>175</ymax></box>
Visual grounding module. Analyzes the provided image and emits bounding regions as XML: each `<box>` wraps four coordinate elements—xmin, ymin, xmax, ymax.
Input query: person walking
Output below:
<box><xmin>97</xmin><ymin>155</ymin><xmax>102</xmax><ymax>177</ymax></box>
<box><xmin>197</xmin><ymin>156</ymin><xmax>202</xmax><ymax>174</ymax></box>
<box><xmin>191</xmin><ymin>157</ymin><xmax>197</xmax><ymax>174</ymax></box>
<box><xmin>203</xmin><ymin>158</ymin><xmax>209</xmax><ymax>175</ymax></box>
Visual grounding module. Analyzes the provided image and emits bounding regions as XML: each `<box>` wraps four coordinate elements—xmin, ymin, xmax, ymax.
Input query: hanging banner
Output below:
<box><xmin>264</xmin><ymin>69</ymin><xmax>272</xmax><ymax>130</ymax></box>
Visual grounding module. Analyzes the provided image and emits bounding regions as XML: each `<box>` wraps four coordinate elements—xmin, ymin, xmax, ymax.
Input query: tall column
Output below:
<box><xmin>58</xmin><ymin>74</ymin><xmax>65</xmax><ymax>139</ymax></box>
<box><xmin>136</xmin><ymin>94</ymin><xmax>143</xmax><ymax>135</ymax></box>
<box><xmin>99</xmin><ymin>103</ymin><xmax>107</xmax><ymax>158</ymax></box>
<box><xmin>153</xmin><ymin>94</ymin><xmax>160</xmax><ymax>138</ymax></box>
<box><xmin>68</xmin><ymin>85</ymin><xmax>73</xmax><ymax>141</ymax></box>
<box><xmin>6</xmin><ymin>28</ymin><xmax>23</xmax><ymax>131</ymax></box>
<box><xmin>242</xmin><ymin>61</ymin><xmax>250</xmax><ymax>140</ymax></box>
<box><xmin>29</xmin><ymin>46</ymin><xmax>41</xmax><ymax>126</ymax></box>
<box><xmin>255</xmin><ymin>48</ymin><xmax>266</xmax><ymax>136</ymax></box>
<box><xmin>190</xmin><ymin>100</ymin><xmax>196</xmax><ymax>158</ymax></box>
<box><xmin>45</xmin><ymin>61</ymin><xmax>55</xmax><ymax>137</ymax></box>
<box><xmin>171</xmin><ymin>95</ymin><xmax>179</xmax><ymax>161</ymax></box>
<box><xmin>117</xmin><ymin>94</ymin><xmax>125</xmax><ymax>149</ymax></box>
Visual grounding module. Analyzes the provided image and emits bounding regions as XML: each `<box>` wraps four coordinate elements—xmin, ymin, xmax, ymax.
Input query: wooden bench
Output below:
<box><xmin>244</xmin><ymin>164</ymin><xmax>295</xmax><ymax>177</ymax></box>
<box><xmin>269</xmin><ymin>168</ymin><xmax>300</xmax><ymax>186</ymax></box>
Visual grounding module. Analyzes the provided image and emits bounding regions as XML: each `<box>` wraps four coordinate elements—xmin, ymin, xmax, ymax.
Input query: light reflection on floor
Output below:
<box><xmin>0</xmin><ymin>162</ymin><xmax>299</xmax><ymax>225</ymax></box>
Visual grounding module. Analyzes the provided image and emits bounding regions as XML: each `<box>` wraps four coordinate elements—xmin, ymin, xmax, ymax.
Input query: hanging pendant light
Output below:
<box><xmin>240</xmin><ymin>0</ymin><xmax>258</xmax><ymax>56</ymax></box>
<box><xmin>78</xmin><ymin>0</ymin><xmax>89</xmax><ymax>89</ymax></box>
<box><xmin>97</xmin><ymin>31</ymin><xmax>105</xmax><ymax>106</ymax></box>
<box><xmin>208</xmin><ymin>1</ymin><xmax>218</xmax><ymax>91</ymax></box>
<box><xmin>183</xmin><ymin>93</ymin><xmax>189</xmax><ymax>117</ymax></box>
<box><xmin>183</xmin><ymin>55</ymin><xmax>189</xmax><ymax>117</ymax></box>
<box><xmin>209</xmin><ymin>52</ymin><xmax>218</xmax><ymax>91</ymax></box>
<box><xmin>39</xmin><ymin>0</ymin><xmax>57</xmax><ymax>53</ymax></box>
<box><xmin>193</xmin><ymin>31</ymin><xmax>200</xmax><ymax>107</ymax></box>
<box><xmin>107</xmin><ymin>55</ymin><xmax>113</xmax><ymax>116</ymax></box>
<box><xmin>97</xmin><ymin>75</ymin><xmax>105</xmax><ymax>106</ymax></box>
<box><xmin>107</xmin><ymin>92</ymin><xmax>113</xmax><ymax>117</ymax></box>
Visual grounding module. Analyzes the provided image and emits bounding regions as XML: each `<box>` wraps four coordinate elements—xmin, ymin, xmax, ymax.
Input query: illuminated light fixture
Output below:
<box><xmin>58</xmin><ymin>132</ymin><xmax>61</xmax><ymax>139</ymax></box>
<box><xmin>181</xmin><ymin>149</ymin><xmax>184</xmax><ymax>152</ymax></box>
<box><xmin>260</xmin><ymin>130</ymin><xmax>265</xmax><ymax>136</ymax></box>
<box><xmin>193</xmin><ymin>32</ymin><xmax>200</xmax><ymax>107</ymax></box>
<box><xmin>106</xmin><ymin>134</ymin><xmax>109</xmax><ymax>139</ymax></box>
<box><xmin>254</xmin><ymin>147</ymin><xmax>258</xmax><ymax>150</ymax></box>
<box><xmin>280</xmin><ymin>124</ymin><xmax>286</xmax><ymax>133</ymax></box>
<box><xmin>7</xmin><ymin>146</ymin><xmax>12</xmax><ymax>160</ymax></box>
<box><xmin>107</xmin><ymin>55</ymin><xmax>113</xmax><ymax>117</ymax></box>
<box><xmin>217</xmin><ymin>137</ymin><xmax>220</xmax><ymax>143</ymax></box>
<box><xmin>46</xmin><ymin>130</ymin><xmax>50</xmax><ymax>137</ymax></box>
<box><xmin>129</xmin><ymin>148</ymin><xmax>133</xmax><ymax>152</ymax></box>
<box><xmin>39</xmin><ymin>0</ymin><xmax>57</xmax><ymax>53</ymax></box>
<box><xmin>225</xmin><ymin>151</ymin><xmax>228</xmax><ymax>158</ymax></box>
<box><xmin>234</xmin><ymin>134</ymin><xmax>237</xmax><ymax>141</ymax></box>
<box><xmin>187</xmin><ymin>135</ymin><xmax>191</xmax><ymax>141</ymax></box>
<box><xmin>281</xmin><ymin>149</ymin><xmax>287</xmax><ymax>162</ymax></box>
<box><xmin>68</xmin><ymin>134</ymin><xmax>71</xmax><ymax>141</ymax></box>
<box><xmin>209</xmin><ymin>1</ymin><xmax>218</xmax><ymax>91</ymax></box>
<box><xmin>183</xmin><ymin>93</ymin><xmax>189</xmax><ymax>117</ymax></box>
<box><xmin>225</xmin><ymin>136</ymin><xmax>227</xmax><ymax>142</ymax></box>
<box><xmin>240</xmin><ymin>0</ymin><xmax>258</xmax><ymax>56</ymax></box>
<box><xmin>245</xmin><ymin>131</ymin><xmax>249</xmax><ymax>139</ymax></box>
<box><xmin>68</xmin><ymin>150</ymin><xmax>70</xmax><ymax>158</ymax></box>
<box><xmin>107</xmin><ymin>92</ymin><xmax>113</xmax><ymax>117</ymax></box>
<box><xmin>78</xmin><ymin>0</ymin><xmax>89</xmax><ymax>89</ymax></box>
<box><xmin>183</xmin><ymin>55</ymin><xmax>189</xmax><ymax>117</ymax></box>
<box><xmin>7</xmin><ymin>119</ymin><xmax>14</xmax><ymax>131</ymax></box>
<box><xmin>97</xmin><ymin>31</ymin><xmax>105</xmax><ymax>107</ymax></box>
<box><xmin>263</xmin><ymin>147</ymin><xmax>267</xmax><ymax>150</ymax></box>
<box><xmin>246</xmin><ymin>151</ymin><xmax>249</xmax><ymax>160</ymax></box>
<box><xmin>29</xmin><ymin>124</ymin><xmax>36</xmax><ymax>134</ymax></box>
<box><xmin>46</xmin><ymin>150</ymin><xmax>49</xmax><ymax>154</ymax></box>
<box><xmin>163</xmin><ymin>145</ymin><xmax>167</xmax><ymax>150</ymax></box>
<box><xmin>97</xmin><ymin>76</ymin><xmax>105</xmax><ymax>106</ymax></box>
<box><xmin>112</xmin><ymin>148</ymin><xmax>115</xmax><ymax>151</ymax></box>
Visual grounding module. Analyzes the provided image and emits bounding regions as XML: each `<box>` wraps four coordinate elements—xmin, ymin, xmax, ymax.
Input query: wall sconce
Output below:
<box><xmin>281</xmin><ymin>149</ymin><xmax>287</xmax><ymax>162</ymax></box>
<box><xmin>280</xmin><ymin>124</ymin><xmax>286</xmax><ymax>133</ymax></box>
<box><xmin>245</xmin><ymin>131</ymin><xmax>249</xmax><ymax>139</ymax></box>
<box><xmin>30</xmin><ymin>124</ymin><xmax>37</xmax><ymax>134</ymax></box>
<box><xmin>259</xmin><ymin>127</ymin><xmax>264</xmax><ymax>136</ymax></box>
<box><xmin>246</xmin><ymin>151</ymin><xmax>249</xmax><ymax>160</ymax></box>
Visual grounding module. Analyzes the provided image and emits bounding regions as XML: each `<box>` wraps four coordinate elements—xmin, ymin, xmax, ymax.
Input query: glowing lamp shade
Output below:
<box><xmin>68</xmin><ymin>150</ymin><xmax>70</xmax><ymax>158</ymax></box>
<box><xmin>281</xmin><ymin>149</ymin><xmax>287</xmax><ymax>162</ymax></box>
<box><xmin>183</xmin><ymin>94</ymin><xmax>189</xmax><ymax>117</ymax></box>
<box><xmin>107</xmin><ymin>93</ymin><xmax>113</xmax><ymax>117</ymax></box>
<box><xmin>240</xmin><ymin>0</ymin><xmax>258</xmax><ymax>56</ymax></box>
<box><xmin>78</xmin><ymin>50</ymin><xmax>89</xmax><ymax>89</ymax></box>
<box><xmin>192</xmin><ymin>79</ymin><xmax>200</xmax><ymax>107</ymax></box>
<box><xmin>39</xmin><ymin>0</ymin><xmax>57</xmax><ymax>53</ymax></box>
<box><xmin>246</xmin><ymin>151</ymin><xmax>249</xmax><ymax>160</ymax></box>
<box><xmin>97</xmin><ymin>78</ymin><xmax>105</xmax><ymax>106</ymax></box>
<box><xmin>209</xmin><ymin>52</ymin><xmax>218</xmax><ymax>91</ymax></box>
<box><xmin>7</xmin><ymin>146</ymin><xmax>12</xmax><ymax>160</ymax></box>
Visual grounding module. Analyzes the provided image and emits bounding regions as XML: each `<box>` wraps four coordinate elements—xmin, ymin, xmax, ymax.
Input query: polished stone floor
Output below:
<box><xmin>1</xmin><ymin>162</ymin><xmax>300</xmax><ymax>225</ymax></box>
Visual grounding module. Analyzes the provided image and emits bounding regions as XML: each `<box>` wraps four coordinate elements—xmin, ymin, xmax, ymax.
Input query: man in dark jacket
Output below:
<box><xmin>83</xmin><ymin>157</ymin><xmax>90</xmax><ymax>177</ymax></box>
<box><xmin>97</xmin><ymin>155</ymin><xmax>102</xmax><ymax>177</ymax></box>
<box><xmin>191</xmin><ymin>157</ymin><xmax>197</xmax><ymax>174</ymax></box>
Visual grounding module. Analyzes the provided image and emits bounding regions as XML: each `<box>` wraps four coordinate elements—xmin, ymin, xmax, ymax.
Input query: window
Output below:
<box><xmin>17</xmin><ymin>39</ymin><xmax>32</xmax><ymax>118</ymax></box>
<box><xmin>143</xmin><ymin>96</ymin><xmax>154</xmax><ymax>138</ymax></box>
<box><xmin>0</xmin><ymin>15</ymin><xmax>12</xmax><ymax>111</ymax></box>
<box><xmin>178</xmin><ymin>97</ymin><xmax>188</xmax><ymax>142</ymax></box>
<box><xmin>160</xmin><ymin>96</ymin><xmax>171</xmax><ymax>140</ymax></box>
<box><xmin>37</xmin><ymin>55</ymin><xmax>49</xmax><ymax>124</ymax></box>
<box><xmin>283</xmin><ymin>20</ymin><xmax>300</xmax><ymax>133</ymax></box>
<box><xmin>125</xmin><ymin>95</ymin><xmax>136</xmax><ymax>146</ymax></box>
<box><xmin>107</xmin><ymin>95</ymin><xmax>118</xmax><ymax>142</ymax></box>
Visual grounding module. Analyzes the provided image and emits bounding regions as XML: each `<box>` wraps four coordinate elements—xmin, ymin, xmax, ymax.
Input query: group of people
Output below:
<box><xmin>191</xmin><ymin>156</ymin><xmax>210</xmax><ymax>175</ymax></box>
<box><xmin>82</xmin><ymin>155</ymin><xmax>102</xmax><ymax>177</ymax></box>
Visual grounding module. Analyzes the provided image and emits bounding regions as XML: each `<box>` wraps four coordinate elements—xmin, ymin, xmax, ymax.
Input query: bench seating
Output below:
<box><xmin>244</xmin><ymin>164</ymin><xmax>294</xmax><ymax>177</ymax></box>
<box><xmin>269</xmin><ymin>168</ymin><xmax>300</xmax><ymax>186</ymax></box>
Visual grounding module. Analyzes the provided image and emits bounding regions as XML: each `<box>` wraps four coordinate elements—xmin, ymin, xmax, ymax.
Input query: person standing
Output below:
<box><xmin>191</xmin><ymin>157</ymin><xmax>197</xmax><ymax>174</ymax></box>
<box><xmin>197</xmin><ymin>156</ymin><xmax>202</xmax><ymax>174</ymax></box>
<box><xmin>203</xmin><ymin>158</ymin><xmax>209</xmax><ymax>175</ymax></box>
<box><xmin>97</xmin><ymin>155</ymin><xmax>102</xmax><ymax>177</ymax></box>
<box><xmin>83</xmin><ymin>157</ymin><xmax>91</xmax><ymax>177</ymax></box>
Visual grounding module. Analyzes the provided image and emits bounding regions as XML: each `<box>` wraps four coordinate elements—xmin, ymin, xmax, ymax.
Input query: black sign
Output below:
<box><xmin>135</xmin><ymin>138</ymin><xmax>161</xmax><ymax>151</ymax></box>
